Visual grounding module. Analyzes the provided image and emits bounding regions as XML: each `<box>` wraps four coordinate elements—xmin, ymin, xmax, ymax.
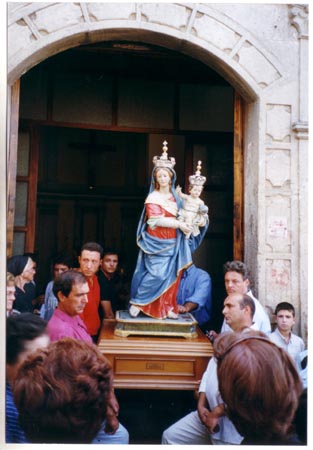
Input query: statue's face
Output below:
<box><xmin>155</xmin><ymin>168</ymin><xmax>172</xmax><ymax>189</ymax></box>
<box><xmin>189</xmin><ymin>185</ymin><xmax>203</xmax><ymax>198</ymax></box>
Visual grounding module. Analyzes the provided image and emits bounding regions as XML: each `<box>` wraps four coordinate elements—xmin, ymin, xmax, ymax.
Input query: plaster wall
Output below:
<box><xmin>7</xmin><ymin>2</ymin><xmax>309</xmax><ymax>339</ymax></box>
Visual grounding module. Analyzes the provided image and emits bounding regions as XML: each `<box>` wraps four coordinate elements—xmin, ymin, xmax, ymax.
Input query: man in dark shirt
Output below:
<box><xmin>98</xmin><ymin>249</ymin><xmax>129</xmax><ymax>319</ymax></box>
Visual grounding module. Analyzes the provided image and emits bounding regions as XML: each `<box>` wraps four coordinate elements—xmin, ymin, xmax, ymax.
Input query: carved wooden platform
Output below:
<box><xmin>114</xmin><ymin>310</ymin><xmax>198</xmax><ymax>338</ymax></box>
<box><xmin>97</xmin><ymin>319</ymin><xmax>213</xmax><ymax>391</ymax></box>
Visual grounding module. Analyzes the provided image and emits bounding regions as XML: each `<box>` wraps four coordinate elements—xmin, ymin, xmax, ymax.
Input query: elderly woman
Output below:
<box><xmin>214</xmin><ymin>330</ymin><xmax>303</xmax><ymax>445</ymax></box>
<box><xmin>7</xmin><ymin>255</ymin><xmax>37</xmax><ymax>313</ymax></box>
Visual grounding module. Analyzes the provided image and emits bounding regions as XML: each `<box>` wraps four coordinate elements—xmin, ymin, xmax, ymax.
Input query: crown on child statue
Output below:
<box><xmin>152</xmin><ymin>141</ymin><xmax>176</xmax><ymax>169</ymax></box>
<box><xmin>189</xmin><ymin>161</ymin><xmax>206</xmax><ymax>186</ymax></box>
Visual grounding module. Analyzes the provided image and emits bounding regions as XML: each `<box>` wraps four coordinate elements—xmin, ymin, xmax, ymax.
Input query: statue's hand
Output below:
<box><xmin>179</xmin><ymin>222</ymin><xmax>193</xmax><ymax>236</ymax></box>
<box><xmin>176</xmin><ymin>185</ymin><xmax>182</xmax><ymax>194</ymax></box>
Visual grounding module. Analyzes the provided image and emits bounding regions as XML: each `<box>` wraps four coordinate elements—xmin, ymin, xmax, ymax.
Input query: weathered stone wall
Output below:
<box><xmin>7</xmin><ymin>2</ymin><xmax>308</xmax><ymax>340</ymax></box>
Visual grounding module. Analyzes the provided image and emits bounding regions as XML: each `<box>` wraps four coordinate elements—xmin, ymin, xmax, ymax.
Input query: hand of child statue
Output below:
<box><xmin>176</xmin><ymin>185</ymin><xmax>182</xmax><ymax>194</ymax></box>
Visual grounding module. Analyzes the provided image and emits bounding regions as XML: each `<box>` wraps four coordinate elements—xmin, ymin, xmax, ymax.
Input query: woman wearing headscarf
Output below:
<box><xmin>129</xmin><ymin>142</ymin><xmax>208</xmax><ymax>319</ymax></box>
<box><xmin>7</xmin><ymin>255</ymin><xmax>37</xmax><ymax>313</ymax></box>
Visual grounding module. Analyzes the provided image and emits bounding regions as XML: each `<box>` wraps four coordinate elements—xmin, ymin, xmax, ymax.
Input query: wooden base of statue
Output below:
<box><xmin>97</xmin><ymin>318</ymin><xmax>213</xmax><ymax>390</ymax></box>
<box><xmin>114</xmin><ymin>310</ymin><xmax>198</xmax><ymax>339</ymax></box>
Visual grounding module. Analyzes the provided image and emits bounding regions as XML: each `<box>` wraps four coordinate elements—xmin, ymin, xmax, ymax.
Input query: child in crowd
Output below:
<box><xmin>270</xmin><ymin>301</ymin><xmax>305</xmax><ymax>362</ymax></box>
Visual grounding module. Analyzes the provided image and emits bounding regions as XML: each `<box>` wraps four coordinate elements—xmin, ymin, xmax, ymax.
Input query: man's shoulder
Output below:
<box><xmin>98</xmin><ymin>270</ymin><xmax>110</xmax><ymax>284</ymax></box>
<box><xmin>291</xmin><ymin>332</ymin><xmax>305</xmax><ymax>344</ymax></box>
<box><xmin>49</xmin><ymin>310</ymin><xmax>70</xmax><ymax>327</ymax></box>
<box><xmin>269</xmin><ymin>328</ymin><xmax>283</xmax><ymax>342</ymax></box>
<box><xmin>48</xmin><ymin>311</ymin><xmax>77</xmax><ymax>339</ymax></box>
<box><xmin>189</xmin><ymin>265</ymin><xmax>210</xmax><ymax>280</ymax></box>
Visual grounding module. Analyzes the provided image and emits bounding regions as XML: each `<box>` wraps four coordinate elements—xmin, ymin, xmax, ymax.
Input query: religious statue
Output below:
<box><xmin>176</xmin><ymin>161</ymin><xmax>209</xmax><ymax>239</ymax></box>
<box><xmin>129</xmin><ymin>141</ymin><xmax>209</xmax><ymax>320</ymax></box>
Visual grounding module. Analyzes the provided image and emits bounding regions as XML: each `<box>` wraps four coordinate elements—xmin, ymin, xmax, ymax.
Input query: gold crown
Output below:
<box><xmin>189</xmin><ymin>161</ymin><xmax>206</xmax><ymax>186</ymax></box>
<box><xmin>153</xmin><ymin>141</ymin><xmax>176</xmax><ymax>169</ymax></box>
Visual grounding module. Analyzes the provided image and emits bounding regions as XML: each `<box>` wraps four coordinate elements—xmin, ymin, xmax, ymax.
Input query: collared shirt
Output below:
<box><xmin>40</xmin><ymin>280</ymin><xmax>58</xmax><ymax>321</ymax></box>
<box><xmin>270</xmin><ymin>327</ymin><xmax>305</xmax><ymax>362</ymax></box>
<box><xmin>176</xmin><ymin>265</ymin><xmax>212</xmax><ymax>327</ymax></box>
<box><xmin>6</xmin><ymin>382</ymin><xmax>28</xmax><ymax>443</ymax></box>
<box><xmin>199</xmin><ymin>358</ymin><xmax>243</xmax><ymax>444</ymax></box>
<box><xmin>220</xmin><ymin>290</ymin><xmax>271</xmax><ymax>335</ymax></box>
<box><xmin>48</xmin><ymin>309</ymin><xmax>92</xmax><ymax>343</ymax></box>
<box><xmin>79</xmin><ymin>275</ymin><xmax>101</xmax><ymax>337</ymax></box>
<box><xmin>198</xmin><ymin>325</ymin><xmax>259</xmax><ymax>444</ymax></box>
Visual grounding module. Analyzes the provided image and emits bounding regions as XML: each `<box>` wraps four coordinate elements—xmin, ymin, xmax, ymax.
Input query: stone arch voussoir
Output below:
<box><xmin>8</xmin><ymin>2</ymin><xmax>283</xmax><ymax>102</ymax></box>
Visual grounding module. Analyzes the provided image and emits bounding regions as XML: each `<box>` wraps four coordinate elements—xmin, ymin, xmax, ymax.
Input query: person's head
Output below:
<box><xmin>78</xmin><ymin>242</ymin><xmax>103</xmax><ymax>279</ymax></box>
<box><xmin>223</xmin><ymin>260</ymin><xmax>250</xmax><ymax>295</ymax></box>
<box><xmin>274</xmin><ymin>302</ymin><xmax>296</xmax><ymax>334</ymax></box>
<box><xmin>6</xmin><ymin>272</ymin><xmax>16</xmax><ymax>314</ymax></box>
<box><xmin>53</xmin><ymin>270</ymin><xmax>89</xmax><ymax>317</ymax></box>
<box><xmin>214</xmin><ymin>330</ymin><xmax>303</xmax><ymax>443</ymax></box>
<box><xmin>7</xmin><ymin>254</ymin><xmax>37</xmax><ymax>284</ymax></box>
<box><xmin>12</xmin><ymin>338</ymin><xmax>113</xmax><ymax>443</ymax></box>
<box><xmin>101</xmin><ymin>248</ymin><xmax>119</xmax><ymax>278</ymax></box>
<box><xmin>153</xmin><ymin>167</ymin><xmax>173</xmax><ymax>191</ymax></box>
<box><xmin>6</xmin><ymin>313</ymin><xmax>49</xmax><ymax>383</ymax></box>
<box><xmin>222</xmin><ymin>293</ymin><xmax>255</xmax><ymax>331</ymax></box>
<box><xmin>188</xmin><ymin>184</ymin><xmax>203</xmax><ymax>198</ymax></box>
<box><xmin>51</xmin><ymin>253</ymin><xmax>73</xmax><ymax>280</ymax></box>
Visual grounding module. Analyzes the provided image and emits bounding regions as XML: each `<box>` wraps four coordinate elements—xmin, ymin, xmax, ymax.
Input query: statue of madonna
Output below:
<box><xmin>129</xmin><ymin>142</ymin><xmax>208</xmax><ymax>320</ymax></box>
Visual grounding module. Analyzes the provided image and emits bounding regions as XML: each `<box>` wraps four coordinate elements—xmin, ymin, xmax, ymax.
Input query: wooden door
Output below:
<box><xmin>7</xmin><ymin>81</ymin><xmax>39</xmax><ymax>257</ymax></box>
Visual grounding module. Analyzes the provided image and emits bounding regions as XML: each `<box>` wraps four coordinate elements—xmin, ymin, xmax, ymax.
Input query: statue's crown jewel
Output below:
<box><xmin>189</xmin><ymin>161</ymin><xmax>206</xmax><ymax>186</ymax></box>
<box><xmin>153</xmin><ymin>141</ymin><xmax>176</xmax><ymax>169</ymax></box>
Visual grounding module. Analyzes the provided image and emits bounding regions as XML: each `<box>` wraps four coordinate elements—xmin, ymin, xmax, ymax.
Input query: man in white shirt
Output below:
<box><xmin>162</xmin><ymin>293</ymin><xmax>256</xmax><ymax>445</ymax></box>
<box><xmin>216</xmin><ymin>260</ymin><xmax>271</xmax><ymax>336</ymax></box>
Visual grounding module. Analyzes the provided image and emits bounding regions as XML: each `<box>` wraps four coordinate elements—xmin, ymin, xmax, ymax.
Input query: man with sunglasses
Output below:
<box><xmin>162</xmin><ymin>292</ymin><xmax>255</xmax><ymax>445</ymax></box>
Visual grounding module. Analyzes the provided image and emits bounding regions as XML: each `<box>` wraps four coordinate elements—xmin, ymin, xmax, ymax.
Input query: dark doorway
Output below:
<box><xmin>16</xmin><ymin>41</ymin><xmax>238</xmax><ymax>330</ymax></box>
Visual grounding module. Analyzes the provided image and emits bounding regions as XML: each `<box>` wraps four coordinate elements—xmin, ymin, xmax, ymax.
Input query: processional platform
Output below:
<box><xmin>97</xmin><ymin>317</ymin><xmax>213</xmax><ymax>391</ymax></box>
<box><xmin>114</xmin><ymin>310</ymin><xmax>198</xmax><ymax>339</ymax></box>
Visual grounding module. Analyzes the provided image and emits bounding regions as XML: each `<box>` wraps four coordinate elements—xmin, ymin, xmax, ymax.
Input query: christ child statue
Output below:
<box><xmin>176</xmin><ymin>161</ymin><xmax>209</xmax><ymax>239</ymax></box>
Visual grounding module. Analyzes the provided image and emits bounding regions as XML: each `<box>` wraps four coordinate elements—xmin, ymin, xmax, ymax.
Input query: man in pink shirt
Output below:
<box><xmin>48</xmin><ymin>270</ymin><xmax>92</xmax><ymax>343</ymax></box>
<box><xmin>46</xmin><ymin>269</ymin><xmax>129</xmax><ymax>442</ymax></box>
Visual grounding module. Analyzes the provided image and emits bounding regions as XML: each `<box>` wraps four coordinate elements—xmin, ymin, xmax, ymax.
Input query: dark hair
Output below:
<box><xmin>51</xmin><ymin>252</ymin><xmax>73</xmax><ymax>268</ymax></box>
<box><xmin>6</xmin><ymin>314</ymin><xmax>48</xmax><ymax>365</ymax></box>
<box><xmin>13</xmin><ymin>338</ymin><xmax>113</xmax><ymax>443</ymax></box>
<box><xmin>223</xmin><ymin>260</ymin><xmax>249</xmax><ymax>280</ymax></box>
<box><xmin>274</xmin><ymin>302</ymin><xmax>295</xmax><ymax>317</ymax></box>
<box><xmin>52</xmin><ymin>269</ymin><xmax>87</xmax><ymax>299</ymax></box>
<box><xmin>214</xmin><ymin>330</ymin><xmax>302</xmax><ymax>443</ymax></box>
<box><xmin>80</xmin><ymin>242</ymin><xmax>103</xmax><ymax>258</ymax></box>
<box><xmin>239</xmin><ymin>293</ymin><xmax>255</xmax><ymax>318</ymax></box>
<box><xmin>102</xmin><ymin>247</ymin><xmax>119</xmax><ymax>259</ymax></box>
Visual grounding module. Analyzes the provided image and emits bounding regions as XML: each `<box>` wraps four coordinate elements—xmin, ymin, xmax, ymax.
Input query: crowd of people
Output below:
<box><xmin>5</xmin><ymin>249</ymin><xmax>307</xmax><ymax>445</ymax></box>
<box><xmin>5</xmin><ymin>143</ymin><xmax>306</xmax><ymax>445</ymax></box>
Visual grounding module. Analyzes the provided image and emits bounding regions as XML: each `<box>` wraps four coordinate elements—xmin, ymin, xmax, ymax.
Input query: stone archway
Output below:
<box><xmin>7</xmin><ymin>2</ymin><xmax>308</xmax><ymax>340</ymax></box>
<box><xmin>8</xmin><ymin>2</ymin><xmax>282</xmax><ymax>97</ymax></box>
